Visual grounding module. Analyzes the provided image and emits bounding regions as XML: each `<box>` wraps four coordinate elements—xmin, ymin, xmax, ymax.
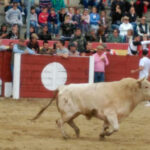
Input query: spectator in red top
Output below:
<box><xmin>38</xmin><ymin>7</ymin><xmax>49</xmax><ymax>27</ymax></box>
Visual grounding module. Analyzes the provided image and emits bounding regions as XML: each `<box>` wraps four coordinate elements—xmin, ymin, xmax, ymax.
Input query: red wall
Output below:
<box><xmin>0</xmin><ymin>51</ymin><xmax>12</xmax><ymax>96</ymax></box>
<box><xmin>0</xmin><ymin>51</ymin><xmax>140</xmax><ymax>98</ymax></box>
<box><xmin>20</xmin><ymin>55</ymin><xmax>90</xmax><ymax>98</ymax></box>
<box><xmin>106</xmin><ymin>55</ymin><xmax>139</xmax><ymax>81</ymax></box>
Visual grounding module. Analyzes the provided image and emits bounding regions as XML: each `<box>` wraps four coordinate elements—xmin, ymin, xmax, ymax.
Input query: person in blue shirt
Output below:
<box><xmin>90</xmin><ymin>7</ymin><xmax>100</xmax><ymax>32</ymax></box>
<box><xmin>11</xmin><ymin>39</ymin><xmax>35</xmax><ymax>73</ymax></box>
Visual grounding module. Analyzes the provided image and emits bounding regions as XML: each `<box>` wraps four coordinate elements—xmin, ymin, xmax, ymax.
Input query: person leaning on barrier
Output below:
<box><xmin>11</xmin><ymin>39</ymin><xmax>36</xmax><ymax>73</ymax></box>
<box><xmin>56</xmin><ymin>40</ymin><xmax>69</xmax><ymax>58</ymax></box>
<box><xmin>128</xmin><ymin>35</ymin><xmax>150</xmax><ymax>55</ymax></box>
<box><xmin>40</xmin><ymin>40</ymin><xmax>55</xmax><ymax>55</ymax></box>
<box><xmin>68</xmin><ymin>43</ymin><xmax>80</xmax><ymax>56</ymax></box>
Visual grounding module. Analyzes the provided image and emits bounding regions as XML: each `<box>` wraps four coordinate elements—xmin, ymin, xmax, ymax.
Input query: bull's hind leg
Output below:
<box><xmin>56</xmin><ymin>112</ymin><xmax>80</xmax><ymax>139</ymax></box>
<box><xmin>68</xmin><ymin>120</ymin><xmax>80</xmax><ymax>138</ymax></box>
<box><xmin>56</xmin><ymin>118</ymin><xmax>69</xmax><ymax>139</ymax></box>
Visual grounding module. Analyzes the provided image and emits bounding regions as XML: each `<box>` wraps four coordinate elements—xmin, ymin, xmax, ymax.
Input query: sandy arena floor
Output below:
<box><xmin>0</xmin><ymin>98</ymin><xmax>150</xmax><ymax>150</ymax></box>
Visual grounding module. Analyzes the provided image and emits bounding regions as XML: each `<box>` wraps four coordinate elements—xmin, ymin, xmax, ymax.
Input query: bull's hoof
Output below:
<box><xmin>63</xmin><ymin>135</ymin><xmax>70</xmax><ymax>140</ymax></box>
<box><xmin>99</xmin><ymin>134</ymin><xmax>105</xmax><ymax>140</ymax></box>
<box><xmin>76</xmin><ymin>129</ymin><xmax>80</xmax><ymax>138</ymax></box>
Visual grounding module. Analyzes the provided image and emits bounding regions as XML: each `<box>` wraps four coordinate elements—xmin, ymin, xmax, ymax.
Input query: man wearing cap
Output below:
<box><xmin>93</xmin><ymin>45</ymin><xmax>109</xmax><ymax>82</ymax></box>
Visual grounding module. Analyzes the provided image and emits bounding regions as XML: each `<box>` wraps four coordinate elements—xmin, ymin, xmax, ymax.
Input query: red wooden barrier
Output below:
<box><xmin>0</xmin><ymin>51</ymin><xmax>12</xmax><ymax>96</ymax></box>
<box><xmin>106</xmin><ymin>55</ymin><xmax>139</xmax><ymax>81</ymax></box>
<box><xmin>1</xmin><ymin>39</ymin><xmax>128</xmax><ymax>50</ymax></box>
<box><xmin>16</xmin><ymin>55</ymin><xmax>93</xmax><ymax>98</ymax></box>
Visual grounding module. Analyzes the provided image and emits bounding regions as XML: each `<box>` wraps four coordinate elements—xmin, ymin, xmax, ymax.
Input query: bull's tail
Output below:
<box><xmin>31</xmin><ymin>90</ymin><xmax>58</xmax><ymax>121</ymax></box>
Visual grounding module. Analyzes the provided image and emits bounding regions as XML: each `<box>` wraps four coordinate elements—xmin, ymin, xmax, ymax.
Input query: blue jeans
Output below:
<box><xmin>30</xmin><ymin>21</ymin><xmax>39</xmax><ymax>33</ymax></box>
<box><xmin>94</xmin><ymin>72</ymin><xmax>105</xmax><ymax>83</ymax></box>
<box><xmin>48</xmin><ymin>22</ymin><xmax>60</xmax><ymax>35</ymax></box>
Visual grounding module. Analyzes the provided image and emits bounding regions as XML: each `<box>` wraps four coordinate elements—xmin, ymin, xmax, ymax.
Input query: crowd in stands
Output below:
<box><xmin>0</xmin><ymin>0</ymin><xmax>150</xmax><ymax>56</ymax></box>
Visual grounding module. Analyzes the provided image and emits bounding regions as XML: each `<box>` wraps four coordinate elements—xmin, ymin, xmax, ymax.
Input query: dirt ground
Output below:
<box><xmin>0</xmin><ymin>99</ymin><xmax>150</xmax><ymax>150</ymax></box>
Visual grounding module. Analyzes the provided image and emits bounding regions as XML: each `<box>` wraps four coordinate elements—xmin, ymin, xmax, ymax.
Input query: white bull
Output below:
<box><xmin>32</xmin><ymin>78</ymin><xmax>150</xmax><ymax>139</ymax></box>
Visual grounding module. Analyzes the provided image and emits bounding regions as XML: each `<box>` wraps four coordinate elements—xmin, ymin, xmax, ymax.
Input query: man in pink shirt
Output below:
<box><xmin>93</xmin><ymin>45</ymin><xmax>109</xmax><ymax>82</ymax></box>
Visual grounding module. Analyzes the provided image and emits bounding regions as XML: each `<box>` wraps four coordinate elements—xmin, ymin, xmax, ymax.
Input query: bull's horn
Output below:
<box><xmin>138</xmin><ymin>77</ymin><xmax>146</xmax><ymax>82</ymax></box>
<box><xmin>137</xmin><ymin>77</ymin><xmax>146</xmax><ymax>88</ymax></box>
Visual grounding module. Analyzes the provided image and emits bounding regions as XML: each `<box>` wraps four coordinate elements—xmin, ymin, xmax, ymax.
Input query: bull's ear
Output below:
<box><xmin>137</xmin><ymin>77</ymin><xmax>146</xmax><ymax>88</ymax></box>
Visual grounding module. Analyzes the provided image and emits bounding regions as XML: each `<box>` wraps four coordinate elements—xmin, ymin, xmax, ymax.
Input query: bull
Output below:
<box><xmin>32</xmin><ymin>78</ymin><xmax>150</xmax><ymax>139</ymax></box>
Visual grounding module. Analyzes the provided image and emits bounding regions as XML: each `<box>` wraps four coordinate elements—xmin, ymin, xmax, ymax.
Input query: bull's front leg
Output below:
<box><xmin>99</xmin><ymin>121</ymin><xmax>109</xmax><ymax>140</ymax></box>
<box><xmin>100</xmin><ymin>112</ymin><xmax>119</xmax><ymax>139</ymax></box>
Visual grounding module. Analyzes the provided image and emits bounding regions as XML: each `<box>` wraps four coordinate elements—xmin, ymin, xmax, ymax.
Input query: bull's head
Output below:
<box><xmin>137</xmin><ymin>78</ymin><xmax>150</xmax><ymax>100</ymax></box>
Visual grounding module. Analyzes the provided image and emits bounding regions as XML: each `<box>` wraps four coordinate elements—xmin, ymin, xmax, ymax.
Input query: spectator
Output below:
<box><xmin>128</xmin><ymin>35</ymin><xmax>150</xmax><ymax>55</ymax></box>
<box><xmin>93</xmin><ymin>45</ymin><xmax>109</xmax><ymax>82</ymax></box>
<box><xmin>85</xmin><ymin>42</ymin><xmax>96</xmax><ymax>54</ymax></box>
<box><xmin>0</xmin><ymin>24</ymin><xmax>8</xmax><ymax>39</ymax></box>
<box><xmin>67</xmin><ymin>7</ymin><xmax>74</xmax><ymax>19</ymax></box>
<box><xmin>13</xmin><ymin>39</ymin><xmax>36</xmax><ymax>54</ymax></box>
<box><xmin>100</xmin><ymin>11</ymin><xmax>109</xmax><ymax>32</ymax></box>
<box><xmin>137</xmin><ymin>16</ymin><xmax>150</xmax><ymax>37</ymax></box>
<box><xmin>111</xmin><ymin>0</ymin><xmax>125</xmax><ymax>16</ymax></box>
<box><xmin>7</xmin><ymin>41</ymin><xmax>15</xmax><ymax>52</ymax></box>
<box><xmin>30</xmin><ymin>6</ymin><xmax>39</xmax><ymax>33</ymax></box>
<box><xmin>127</xmin><ymin>6</ymin><xmax>137</xmax><ymax>34</ymax></box>
<box><xmin>8</xmin><ymin>24</ymin><xmax>19</xmax><ymax>39</ymax></box>
<box><xmin>68</xmin><ymin>43</ymin><xmax>80</xmax><ymax>56</ymax></box>
<box><xmin>39</xmin><ymin>0</ymin><xmax>52</xmax><ymax>10</ymax></box>
<box><xmin>123</xmin><ymin>29</ymin><xmax>134</xmax><ymax>43</ymax></box>
<box><xmin>107</xmin><ymin>29</ymin><xmax>123</xmax><ymax>43</ymax></box>
<box><xmin>52</xmin><ymin>0</ymin><xmax>65</xmax><ymax>12</ymax></box>
<box><xmin>111</xmin><ymin>4</ymin><xmax>123</xmax><ymax>30</ymax></box>
<box><xmin>40</xmin><ymin>40</ymin><xmax>55</xmax><ymax>55</ymax></box>
<box><xmin>12</xmin><ymin>39</ymin><xmax>36</xmax><ymax>72</ymax></box>
<box><xmin>85</xmin><ymin>29</ymin><xmax>98</xmax><ymax>42</ymax></box>
<box><xmin>24</xmin><ymin>26</ymin><xmax>36</xmax><ymax>39</ymax></box>
<box><xmin>90</xmin><ymin>7</ymin><xmax>100</xmax><ymax>32</ymax></box>
<box><xmin>81</xmin><ymin>9</ymin><xmax>90</xmax><ymax>34</ymax></box>
<box><xmin>56</xmin><ymin>40</ymin><xmax>69</xmax><ymax>58</ymax></box>
<box><xmin>27</xmin><ymin>34</ymin><xmax>40</xmax><ymax>53</ymax></box>
<box><xmin>4</xmin><ymin>1</ymin><xmax>23</xmax><ymax>12</ymax></box>
<box><xmin>96</xmin><ymin>26</ymin><xmax>107</xmax><ymax>42</ymax></box>
<box><xmin>124</xmin><ymin>0</ymin><xmax>135</xmax><ymax>12</ymax></box>
<box><xmin>59</xmin><ymin>8</ymin><xmax>67</xmax><ymax>24</ymax></box>
<box><xmin>38</xmin><ymin>25</ymin><xmax>52</xmax><ymax>41</ymax></box>
<box><xmin>72</xmin><ymin>8</ymin><xmax>81</xmax><ymax>29</ymax></box>
<box><xmin>48</xmin><ymin>8</ymin><xmax>59</xmax><ymax>38</ymax></box>
<box><xmin>5</xmin><ymin>2</ymin><xmax>23</xmax><ymax>26</ymax></box>
<box><xmin>38</xmin><ymin>7</ymin><xmax>49</xmax><ymax>26</ymax></box>
<box><xmin>61</xmin><ymin>15</ymin><xmax>75</xmax><ymax>41</ymax></box>
<box><xmin>119</xmin><ymin>16</ymin><xmax>133</xmax><ymax>37</ymax></box>
<box><xmin>70</xmin><ymin>28</ymin><xmax>87</xmax><ymax>53</ymax></box>
<box><xmin>134</xmin><ymin>0</ymin><xmax>149</xmax><ymax>18</ymax></box>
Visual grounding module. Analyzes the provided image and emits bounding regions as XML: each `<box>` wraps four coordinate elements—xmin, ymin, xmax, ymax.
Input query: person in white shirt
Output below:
<box><xmin>131</xmin><ymin>50</ymin><xmax>150</xmax><ymax>79</ymax></box>
<box><xmin>131</xmin><ymin>50</ymin><xmax>150</xmax><ymax>106</ymax></box>
<box><xmin>119</xmin><ymin>16</ymin><xmax>133</xmax><ymax>37</ymax></box>
<box><xmin>128</xmin><ymin>35</ymin><xmax>150</xmax><ymax>55</ymax></box>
